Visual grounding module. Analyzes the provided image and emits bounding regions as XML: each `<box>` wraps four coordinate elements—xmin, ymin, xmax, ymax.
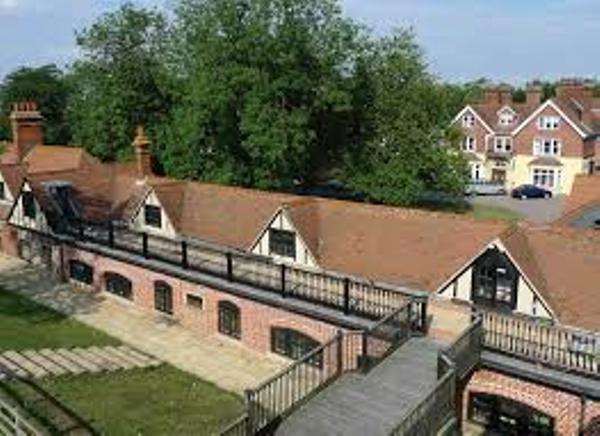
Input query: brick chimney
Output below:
<box><xmin>526</xmin><ymin>83</ymin><xmax>543</xmax><ymax>107</ymax></box>
<box><xmin>556</xmin><ymin>78</ymin><xmax>594</xmax><ymax>100</ymax></box>
<box><xmin>498</xmin><ymin>84</ymin><xmax>513</xmax><ymax>105</ymax></box>
<box><xmin>483</xmin><ymin>86</ymin><xmax>500</xmax><ymax>105</ymax></box>
<box><xmin>133</xmin><ymin>126</ymin><xmax>153</xmax><ymax>178</ymax></box>
<box><xmin>9</xmin><ymin>101</ymin><xmax>43</xmax><ymax>162</ymax></box>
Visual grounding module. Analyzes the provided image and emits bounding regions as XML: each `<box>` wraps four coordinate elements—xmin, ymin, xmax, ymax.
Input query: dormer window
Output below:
<box><xmin>22</xmin><ymin>191</ymin><xmax>36</xmax><ymax>219</ymax></box>
<box><xmin>269</xmin><ymin>229</ymin><xmax>296</xmax><ymax>259</ymax></box>
<box><xmin>499</xmin><ymin>113</ymin><xmax>514</xmax><ymax>126</ymax></box>
<box><xmin>144</xmin><ymin>204</ymin><xmax>162</xmax><ymax>228</ymax></box>
<box><xmin>472</xmin><ymin>248</ymin><xmax>519</xmax><ymax>312</ymax></box>
<box><xmin>463</xmin><ymin>136</ymin><xmax>476</xmax><ymax>151</ymax></box>
<box><xmin>462</xmin><ymin>114</ymin><xmax>475</xmax><ymax>128</ymax></box>
<box><xmin>538</xmin><ymin>116</ymin><xmax>560</xmax><ymax>130</ymax></box>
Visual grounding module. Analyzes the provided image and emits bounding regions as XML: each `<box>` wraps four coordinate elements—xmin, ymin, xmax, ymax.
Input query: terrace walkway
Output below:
<box><xmin>275</xmin><ymin>336</ymin><xmax>444</xmax><ymax>436</ymax></box>
<box><xmin>0</xmin><ymin>255</ymin><xmax>285</xmax><ymax>393</ymax></box>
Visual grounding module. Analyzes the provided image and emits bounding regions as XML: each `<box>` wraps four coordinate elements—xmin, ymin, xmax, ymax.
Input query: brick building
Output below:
<box><xmin>1</xmin><ymin>102</ymin><xmax>599</xmax><ymax>435</ymax></box>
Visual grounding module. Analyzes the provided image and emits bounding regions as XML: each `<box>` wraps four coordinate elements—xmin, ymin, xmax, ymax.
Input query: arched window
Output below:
<box><xmin>154</xmin><ymin>281</ymin><xmax>173</xmax><ymax>315</ymax></box>
<box><xmin>105</xmin><ymin>272</ymin><xmax>133</xmax><ymax>300</ymax></box>
<box><xmin>69</xmin><ymin>260</ymin><xmax>94</xmax><ymax>285</ymax></box>
<box><xmin>469</xmin><ymin>393</ymin><xmax>554</xmax><ymax>435</ymax></box>
<box><xmin>218</xmin><ymin>301</ymin><xmax>241</xmax><ymax>339</ymax></box>
<box><xmin>472</xmin><ymin>248</ymin><xmax>519</xmax><ymax>311</ymax></box>
<box><xmin>271</xmin><ymin>328</ymin><xmax>321</xmax><ymax>366</ymax></box>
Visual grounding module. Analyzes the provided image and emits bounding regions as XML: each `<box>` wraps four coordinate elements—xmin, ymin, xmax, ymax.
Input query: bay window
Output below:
<box><xmin>532</xmin><ymin>168</ymin><xmax>561</xmax><ymax>190</ymax></box>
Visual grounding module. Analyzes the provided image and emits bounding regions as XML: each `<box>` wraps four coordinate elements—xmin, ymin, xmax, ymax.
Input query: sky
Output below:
<box><xmin>0</xmin><ymin>0</ymin><xmax>598</xmax><ymax>84</ymax></box>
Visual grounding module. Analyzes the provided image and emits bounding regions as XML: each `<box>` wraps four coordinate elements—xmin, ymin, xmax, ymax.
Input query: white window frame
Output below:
<box><xmin>531</xmin><ymin>167</ymin><xmax>561</xmax><ymax>190</ymax></box>
<box><xmin>499</xmin><ymin>113</ymin><xmax>514</xmax><ymax>126</ymax></box>
<box><xmin>533</xmin><ymin>138</ymin><xmax>561</xmax><ymax>157</ymax></box>
<box><xmin>494</xmin><ymin>136</ymin><xmax>513</xmax><ymax>153</ymax></box>
<box><xmin>462</xmin><ymin>114</ymin><xmax>475</xmax><ymax>128</ymax></box>
<box><xmin>537</xmin><ymin>116</ymin><xmax>560</xmax><ymax>131</ymax></box>
<box><xmin>470</xmin><ymin>163</ymin><xmax>482</xmax><ymax>181</ymax></box>
<box><xmin>463</xmin><ymin>136</ymin><xmax>476</xmax><ymax>151</ymax></box>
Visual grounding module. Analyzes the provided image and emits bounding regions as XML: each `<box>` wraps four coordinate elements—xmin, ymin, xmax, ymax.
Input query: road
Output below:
<box><xmin>469</xmin><ymin>194</ymin><xmax>567</xmax><ymax>223</ymax></box>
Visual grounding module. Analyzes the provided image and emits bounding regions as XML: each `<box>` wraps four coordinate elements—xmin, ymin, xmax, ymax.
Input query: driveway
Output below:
<box><xmin>0</xmin><ymin>255</ymin><xmax>285</xmax><ymax>394</ymax></box>
<box><xmin>469</xmin><ymin>194</ymin><xmax>567</xmax><ymax>223</ymax></box>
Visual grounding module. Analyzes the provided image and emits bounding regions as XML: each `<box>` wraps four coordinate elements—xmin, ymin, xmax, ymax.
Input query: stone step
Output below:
<box><xmin>21</xmin><ymin>351</ymin><xmax>68</xmax><ymax>377</ymax></box>
<box><xmin>118</xmin><ymin>346</ymin><xmax>161</xmax><ymax>367</ymax></box>
<box><xmin>70</xmin><ymin>348</ymin><xmax>107</xmax><ymax>373</ymax></box>
<box><xmin>55</xmin><ymin>349</ymin><xmax>102</xmax><ymax>374</ymax></box>
<box><xmin>108</xmin><ymin>346</ymin><xmax>152</xmax><ymax>368</ymax></box>
<box><xmin>84</xmin><ymin>348</ymin><xmax>122</xmax><ymax>371</ymax></box>
<box><xmin>97</xmin><ymin>347</ymin><xmax>138</xmax><ymax>370</ymax></box>
<box><xmin>39</xmin><ymin>349</ymin><xmax>86</xmax><ymax>375</ymax></box>
<box><xmin>2</xmin><ymin>352</ymin><xmax>48</xmax><ymax>378</ymax></box>
<box><xmin>0</xmin><ymin>355</ymin><xmax>29</xmax><ymax>378</ymax></box>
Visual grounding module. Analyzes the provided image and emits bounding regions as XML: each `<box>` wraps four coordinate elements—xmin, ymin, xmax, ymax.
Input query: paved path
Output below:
<box><xmin>276</xmin><ymin>337</ymin><xmax>443</xmax><ymax>436</ymax></box>
<box><xmin>0</xmin><ymin>255</ymin><xmax>285</xmax><ymax>393</ymax></box>
<box><xmin>469</xmin><ymin>194</ymin><xmax>566</xmax><ymax>223</ymax></box>
<box><xmin>0</xmin><ymin>345</ymin><xmax>161</xmax><ymax>379</ymax></box>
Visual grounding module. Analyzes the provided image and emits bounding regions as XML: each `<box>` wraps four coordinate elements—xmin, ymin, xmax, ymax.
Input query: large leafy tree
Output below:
<box><xmin>343</xmin><ymin>30</ymin><xmax>467</xmax><ymax>206</ymax></box>
<box><xmin>159</xmin><ymin>0</ymin><xmax>363</xmax><ymax>189</ymax></box>
<box><xmin>0</xmin><ymin>65</ymin><xmax>71</xmax><ymax>144</ymax></box>
<box><xmin>67</xmin><ymin>3</ymin><xmax>173</xmax><ymax>161</ymax></box>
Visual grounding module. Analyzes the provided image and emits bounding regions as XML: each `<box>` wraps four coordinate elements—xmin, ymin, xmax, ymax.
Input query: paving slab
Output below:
<box><xmin>105</xmin><ymin>346</ymin><xmax>149</xmax><ymax>368</ymax></box>
<box><xmin>0</xmin><ymin>355</ymin><xmax>29</xmax><ymax>378</ymax></box>
<box><xmin>21</xmin><ymin>351</ymin><xmax>68</xmax><ymax>376</ymax></box>
<box><xmin>82</xmin><ymin>348</ymin><xmax>122</xmax><ymax>371</ymax></box>
<box><xmin>98</xmin><ymin>347</ymin><xmax>138</xmax><ymax>369</ymax></box>
<box><xmin>2</xmin><ymin>352</ymin><xmax>48</xmax><ymax>378</ymax></box>
<box><xmin>55</xmin><ymin>349</ymin><xmax>101</xmax><ymax>373</ymax></box>
<box><xmin>39</xmin><ymin>350</ymin><xmax>86</xmax><ymax>375</ymax></box>
<box><xmin>117</xmin><ymin>346</ymin><xmax>161</xmax><ymax>367</ymax></box>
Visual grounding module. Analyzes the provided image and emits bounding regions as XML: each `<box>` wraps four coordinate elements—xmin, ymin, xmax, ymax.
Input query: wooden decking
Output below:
<box><xmin>275</xmin><ymin>337</ymin><xmax>444</xmax><ymax>436</ymax></box>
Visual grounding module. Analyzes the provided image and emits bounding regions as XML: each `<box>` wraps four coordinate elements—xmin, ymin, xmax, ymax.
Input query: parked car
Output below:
<box><xmin>511</xmin><ymin>184</ymin><xmax>552</xmax><ymax>200</ymax></box>
<box><xmin>465</xmin><ymin>180</ymin><xmax>507</xmax><ymax>196</ymax></box>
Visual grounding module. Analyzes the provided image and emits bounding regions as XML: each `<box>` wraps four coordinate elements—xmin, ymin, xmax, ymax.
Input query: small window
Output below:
<box><xmin>463</xmin><ymin>136</ymin><xmax>476</xmax><ymax>151</ymax></box>
<box><xmin>22</xmin><ymin>191</ymin><xmax>36</xmax><ymax>219</ymax></box>
<box><xmin>271</xmin><ymin>327</ymin><xmax>322</xmax><ymax>367</ymax></box>
<box><xmin>538</xmin><ymin>116</ymin><xmax>560</xmax><ymax>130</ymax></box>
<box><xmin>0</xmin><ymin>182</ymin><xmax>5</xmax><ymax>200</ymax></box>
<box><xmin>105</xmin><ymin>272</ymin><xmax>133</xmax><ymax>300</ymax></box>
<box><xmin>69</xmin><ymin>260</ymin><xmax>94</xmax><ymax>285</ymax></box>
<box><xmin>187</xmin><ymin>294</ymin><xmax>204</xmax><ymax>310</ymax></box>
<box><xmin>144</xmin><ymin>205</ymin><xmax>162</xmax><ymax>228</ymax></box>
<box><xmin>269</xmin><ymin>229</ymin><xmax>296</xmax><ymax>259</ymax></box>
<box><xmin>462</xmin><ymin>114</ymin><xmax>475</xmax><ymax>128</ymax></box>
<box><xmin>154</xmin><ymin>281</ymin><xmax>173</xmax><ymax>315</ymax></box>
<box><xmin>218</xmin><ymin>301</ymin><xmax>241</xmax><ymax>339</ymax></box>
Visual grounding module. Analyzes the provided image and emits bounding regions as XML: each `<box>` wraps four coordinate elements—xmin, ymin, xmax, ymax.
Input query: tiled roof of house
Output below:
<box><xmin>470</xmin><ymin>102</ymin><xmax>537</xmax><ymax>133</ymax></box>
<box><xmin>559</xmin><ymin>175</ymin><xmax>600</xmax><ymax>223</ymax></box>
<box><xmin>502</xmin><ymin>224</ymin><xmax>600</xmax><ymax>331</ymax></box>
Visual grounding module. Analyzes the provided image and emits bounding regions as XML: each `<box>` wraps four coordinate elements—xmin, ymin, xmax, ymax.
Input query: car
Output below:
<box><xmin>511</xmin><ymin>184</ymin><xmax>552</xmax><ymax>200</ymax></box>
<box><xmin>465</xmin><ymin>180</ymin><xmax>507</xmax><ymax>196</ymax></box>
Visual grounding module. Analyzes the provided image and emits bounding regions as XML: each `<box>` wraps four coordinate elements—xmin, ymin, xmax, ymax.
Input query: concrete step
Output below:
<box><xmin>55</xmin><ymin>349</ymin><xmax>102</xmax><ymax>374</ymax></box>
<box><xmin>0</xmin><ymin>355</ymin><xmax>29</xmax><ymax>378</ymax></box>
<box><xmin>39</xmin><ymin>349</ymin><xmax>86</xmax><ymax>375</ymax></box>
<box><xmin>2</xmin><ymin>352</ymin><xmax>48</xmax><ymax>378</ymax></box>
<box><xmin>21</xmin><ymin>351</ymin><xmax>69</xmax><ymax>377</ymax></box>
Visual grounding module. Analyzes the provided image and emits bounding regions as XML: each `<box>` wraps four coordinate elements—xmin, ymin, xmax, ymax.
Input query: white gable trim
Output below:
<box><xmin>249</xmin><ymin>207</ymin><xmax>319</xmax><ymax>268</ymax></box>
<box><xmin>130</xmin><ymin>188</ymin><xmax>178</xmax><ymax>237</ymax></box>
<box><xmin>452</xmin><ymin>106</ymin><xmax>495</xmax><ymax>134</ymax></box>
<box><xmin>435</xmin><ymin>238</ymin><xmax>557</xmax><ymax>320</ymax></box>
<box><xmin>511</xmin><ymin>99</ymin><xmax>588</xmax><ymax>138</ymax></box>
<box><xmin>497</xmin><ymin>105</ymin><xmax>517</xmax><ymax>116</ymax></box>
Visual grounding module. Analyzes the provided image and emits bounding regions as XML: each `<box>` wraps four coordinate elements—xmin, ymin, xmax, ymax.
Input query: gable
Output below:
<box><xmin>512</xmin><ymin>100</ymin><xmax>587</xmax><ymax>138</ymax></box>
<box><xmin>251</xmin><ymin>208</ymin><xmax>319</xmax><ymax>268</ymax></box>
<box><xmin>452</xmin><ymin>106</ymin><xmax>494</xmax><ymax>134</ymax></box>
<box><xmin>130</xmin><ymin>189</ymin><xmax>178</xmax><ymax>238</ymax></box>
<box><xmin>8</xmin><ymin>181</ymin><xmax>50</xmax><ymax>233</ymax></box>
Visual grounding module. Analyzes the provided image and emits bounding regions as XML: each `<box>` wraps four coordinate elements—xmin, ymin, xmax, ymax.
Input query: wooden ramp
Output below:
<box><xmin>275</xmin><ymin>337</ymin><xmax>443</xmax><ymax>436</ymax></box>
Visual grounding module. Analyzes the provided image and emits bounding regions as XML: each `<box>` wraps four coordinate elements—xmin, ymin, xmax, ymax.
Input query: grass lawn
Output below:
<box><xmin>0</xmin><ymin>288</ymin><xmax>244</xmax><ymax>435</ymax></box>
<box><xmin>14</xmin><ymin>366</ymin><xmax>244</xmax><ymax>435</ymax></box>
<box><xmin>0</xmin><ymin>289</ymin><xmax>119</xmax><ymax>351</ymax></box>
<box><xmin>468</xmin><ymin>204</ymin><xmax>523</xmax><ymax>221</ymax></box>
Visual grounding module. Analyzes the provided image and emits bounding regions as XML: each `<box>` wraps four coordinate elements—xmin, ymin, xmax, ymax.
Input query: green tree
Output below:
<box><xmin>67</xmin><ymin>3</ymin><xmax>173</xmax><ymax>161</ymax></box>
<box><xmin>159</xmin><ymin>0</ymin><xmax>363</xmax><ymax>188</ymax></box>
<box><xmin>0</xmin><ymin>64</ymin><xmax>71</xmax><ymax>144</ymax></box>
<box><xmin>343</xmin><ymin>29</ymin><xmax>467</xmax><ymax>206</ymax></box>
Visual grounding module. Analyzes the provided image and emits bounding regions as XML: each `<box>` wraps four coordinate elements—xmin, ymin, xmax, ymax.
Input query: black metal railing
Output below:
<box><xmin>60</xmin><ymin>219</ymin><xmax>428</xmax><ymax>324</ymax></box>
<box><xmin>245</xmin><ymin>330</ymin><xmax>364</xmax><ymax>434</ymax></box>
<box><xmin>481</xmin><ymin>310</ymin><xmax>599</xmax><ymax>377</ymax></box>
<box><xmin>389</xmin><ymin>316</ymin><xmax>484</xmax><ymax>436</ymax></box>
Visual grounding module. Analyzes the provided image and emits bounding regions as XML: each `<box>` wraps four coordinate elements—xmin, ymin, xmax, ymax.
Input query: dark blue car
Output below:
<box><xmin>511</xmin><ymin>184</ymin><xmax>552</xmax><ymax>200</ymax></box>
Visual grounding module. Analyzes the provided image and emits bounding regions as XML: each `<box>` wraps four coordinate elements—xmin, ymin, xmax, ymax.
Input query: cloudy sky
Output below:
<box><xmin>0</xmin><ymin>0</ymin><xmax>598</xmax><ymax>83</ymax></box>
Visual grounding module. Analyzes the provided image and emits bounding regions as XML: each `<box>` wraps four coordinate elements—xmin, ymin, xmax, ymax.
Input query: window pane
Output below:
<box><xmin>23</xmin><ymin>192</ymin><xmax>36</xmax><ymax>219</ymax></box>
<box><xmin>218</xmin><ymin>301</ymin><xmax>241</xmax><ymax>339</ymax></box>
<box><xmin>144</xmin><ymin>205</ymin><xmax>162</xmax><ymax>228</ymax></box>
<box><xmin>269</xmin><ymin>229</ymin><xmax>296</xmax><ymax>259</ymax></box>
<box><xmin>105</xmin><ymin>273</ymin><xmax>133</xmax><ymax>300</ymax></box>
<box><xmin>187</xmin><ymin>294</ymin><xmax>204</xmax><ymax>310</ymax></box>
<box><xmin>154</xmin><ymin>281</ymin><xmax>173</xmax><ymax>315</ymax></box>
<box><xmin>69</xmin><ymin>260</ymin><xmax>94</xmax><ymax>285</ymax></box>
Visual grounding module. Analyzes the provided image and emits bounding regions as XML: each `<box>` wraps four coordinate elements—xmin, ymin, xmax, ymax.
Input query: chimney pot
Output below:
<box><xmin>133</xmin><ymin>125</ymin><xmax>153</xmax><ymax>177</ymax></box>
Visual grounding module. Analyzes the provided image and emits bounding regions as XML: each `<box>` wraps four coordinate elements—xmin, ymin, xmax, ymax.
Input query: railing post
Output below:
<box><xmin>244</xmin><ymin>389</ymin><xmax>254</xmax><ymax>435</ymax></box>
<box><xmin>181</xmin><ymin>240</ymin><xmax>188</xmax><ymax>269</ymax></box>
<box><xmin>280</xmin><ymin>263</ymin><xmax>286</xmax><ymax>298</ymax></box>
<box><xmin>343</xmin><ymin>278</ymin><xmax>351</xmax><ymax>315</ymax></box>
<box><xmin>142</xmin><ymin>233</ymin><xmax>149</xmax><ymax>258</ymax></box>
<box><xmin>108</xmin><ymin>221</ymin><xmax>114</xmax><ymax>248</ymax></box>
<box><xmin>227</xmin><ymin>253</ymin><xmax>233</xmax><ymax>281</ymax></box>
<box><xmin>420</xmin><ymin>298</ymin><xmax>428</xmax><ymax>334</ymax></box>
<box><xmin>336</xmin><ymin>330</ymin><xmax>344</xmax><ymax>375</ymax></box>
<box><xmin>362</xmin><ymin>331</ymin><xmax>369</xmax><ymax>373</ymax></box>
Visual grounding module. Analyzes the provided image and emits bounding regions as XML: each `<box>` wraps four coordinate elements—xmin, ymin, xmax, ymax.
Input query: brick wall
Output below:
<box><xmin>61</xmin><ymin>246</ymin><xmax>344</xmax><ymax>357</ymax></box>
<box><xmin>464</xmin><ymin>369</ymin><xmax>600</xmax><ymax>435</ymax></box>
